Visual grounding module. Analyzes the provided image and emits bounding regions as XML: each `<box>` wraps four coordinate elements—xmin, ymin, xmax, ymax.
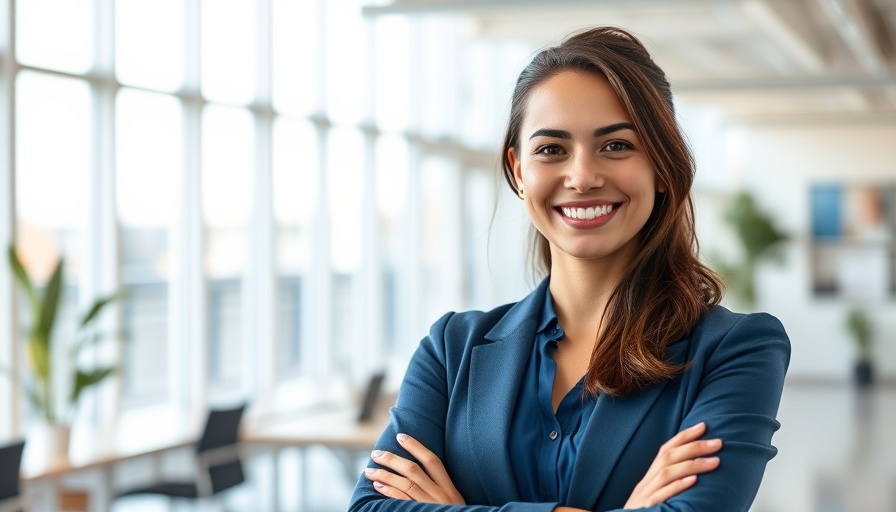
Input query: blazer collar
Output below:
<box><xmin>566</xmin><ymin>337</ymin><xmax>692</xmax><ymax>509</ymax></box>
<box><xmin>468</xmin><ymin>277</ymin><xmax>549</xmax><ymax>504</ymax></box>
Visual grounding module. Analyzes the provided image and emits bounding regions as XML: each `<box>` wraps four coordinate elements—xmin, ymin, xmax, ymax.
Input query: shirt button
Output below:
<box><xmin>549</xmin><ymin>430</ymin><xmax>558</xmax><ymax>440</ymax></box>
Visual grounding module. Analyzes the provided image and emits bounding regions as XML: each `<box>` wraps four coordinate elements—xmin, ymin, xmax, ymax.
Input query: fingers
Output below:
<box><xmin>625</xmin><ymin>423</ymin><xmax>724</xmax><ymax>508</ymax></box>
<box><xmin>648</xmin><ymin>474</ymin><xmax>697</xmax><ymax>505</ymax></box>
<box><xmin>396</xmin><ymin>433</ymin><xmax>456</xmax><ymax>491</ymax></box>
<box><xmin>365</xmin><ymin>435</ymin><xmax>465</xmax><ymax>505</ymax></box>
<box><xmin>653</xmin><ymin>423</ymin><xmax>722</xmax><ymax>470</ymax></box>
<box><xmin>369</xmin><ymin>479</ymin><xmax>412</xmax><ymax>501</ymax></box>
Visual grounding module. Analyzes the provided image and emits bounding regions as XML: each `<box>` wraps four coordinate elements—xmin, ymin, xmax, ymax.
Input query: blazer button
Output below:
<box><xmin>549</xmin><ymin>430</ymin><xmax>558</xmax><ymax>440</ymax></box>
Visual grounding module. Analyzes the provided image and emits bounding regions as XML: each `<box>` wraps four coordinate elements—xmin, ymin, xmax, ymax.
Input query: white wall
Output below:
<box><xmin>732</xmin><ymin>121</ymin><xmax>896</xmax><ymax>383</ymax></box>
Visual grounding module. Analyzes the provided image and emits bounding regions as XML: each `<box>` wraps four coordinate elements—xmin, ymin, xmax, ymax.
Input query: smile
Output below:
<box><xmin>560</xmin><ymin>204</ymin><xmax>615</xmax><ymax>220</ymax></box>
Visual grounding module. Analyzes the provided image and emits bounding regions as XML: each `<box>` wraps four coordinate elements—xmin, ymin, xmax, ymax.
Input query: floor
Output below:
<box><xmin>96</xmin><ymin>383</ymin><xmax>896</xmax><ymax>511</ymax></box>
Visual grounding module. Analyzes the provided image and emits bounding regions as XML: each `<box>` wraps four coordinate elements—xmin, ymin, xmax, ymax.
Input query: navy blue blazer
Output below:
<box><xmin>349</xmin><ymin>278</ymin><xmax>791</xmax><ymax>511</ymax></box>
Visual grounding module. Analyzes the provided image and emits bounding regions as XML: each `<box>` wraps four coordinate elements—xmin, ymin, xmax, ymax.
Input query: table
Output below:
<box><xmin>19</xmin><ymin>405</ymin><xmax>390</xmax><ymax>512</ymax></box>
<box><xmin>244</xmin><ymin>407</ymin><xmax>389</xmax><ymax>511</ymax></box>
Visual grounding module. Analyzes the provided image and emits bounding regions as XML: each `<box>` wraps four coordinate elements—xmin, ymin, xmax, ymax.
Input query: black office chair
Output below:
<box><xmin>115</xmin><ymin>404</ymin><xmax>247</xmax><ymax>506</ymax></box>
<box><xmin>0</xmin><ymin>440</ymin><xmax>26</xmax><ymax>512</ymax></box>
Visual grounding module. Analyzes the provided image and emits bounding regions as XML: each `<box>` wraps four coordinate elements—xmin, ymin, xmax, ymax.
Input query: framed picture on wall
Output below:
<box><xmin>810</xmin><ymin>183</ymin><xmax>896</xmax><ymax>299</ymax></box>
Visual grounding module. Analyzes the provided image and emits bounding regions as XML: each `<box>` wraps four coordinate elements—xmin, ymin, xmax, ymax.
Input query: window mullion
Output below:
<box><xmin>173</xmin><ymin>0</ymin><xmax>207</xmax><ymax>411</ymax></box>
<box><xmin>0</xmin><ymin>0</ymin><xmax>18</xmax><ymax>440</ymax></box>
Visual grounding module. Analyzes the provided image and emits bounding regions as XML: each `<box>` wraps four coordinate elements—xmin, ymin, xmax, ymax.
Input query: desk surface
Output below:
<box><xmin>21</xmin><ymin>405</ymin><xmax>390</xmax><ymax>482</ymax></box>
<box><xmin>245</xmin><ymin>408</ymin><xmax>388</xmax><ymax>451</ymax></box>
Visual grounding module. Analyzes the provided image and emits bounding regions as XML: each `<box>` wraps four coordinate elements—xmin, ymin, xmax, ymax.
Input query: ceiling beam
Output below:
<box><xmin>741</xmin><ymin>0</ymin><xmax>827</xmax><ymax>72</ymax></box>
<box><xmin>674</xmin><ymin>73</ymin><xmax>894</xmax><ymax>92</ymax></box>
<box><xmin>362</xmin><ymin>0</ymin><xmax>747</xmax><ymax>17</ymax></box>
<box><xmin>817</xmin><ymin>0</ymin><xmax>896</xmax><ymax>106</ymax></box>
<box><xmin>817</xmin><ymin>0</ymin><xmax>887</xmax><ymax>74</ymax></box>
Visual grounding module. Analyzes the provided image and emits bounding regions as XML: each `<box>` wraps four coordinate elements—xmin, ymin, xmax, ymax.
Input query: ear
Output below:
<box><xmin>656</xmin><ymin>177</ymin><xmax>666</xmax><ymax>194</ymax></box>
<box><xmin>507</xmin><ymin>147</ymin><xmax>524</xmax><ymax>194</ymax></box>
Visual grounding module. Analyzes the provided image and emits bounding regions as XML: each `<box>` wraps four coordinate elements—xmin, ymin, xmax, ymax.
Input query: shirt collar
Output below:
<box><xmin>536</xmin><ymin>282</ymin><xmax>560</xmax><ymax>335</ymax></box>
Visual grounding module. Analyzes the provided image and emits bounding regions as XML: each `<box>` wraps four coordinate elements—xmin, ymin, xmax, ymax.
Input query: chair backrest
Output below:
<box><xmin>196</xmin><ymin>404</ymin><xmax>246</xmax><ymax>495</ymax></box>
<box><xmin>357</xmin><ymin>371</ymin><xmax>386</xmax><ymax>423</ymax></box>
<box><xmin>0</xmin><ymin>440</ymin><xmax>26</xmax><ymax>501</ymax></box>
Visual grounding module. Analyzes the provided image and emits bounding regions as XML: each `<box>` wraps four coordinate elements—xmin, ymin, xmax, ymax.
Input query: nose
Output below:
<box><xmin>564</xmin><ymin>152</ymin><xmax>605</xmax><ymax>193</ymax></box>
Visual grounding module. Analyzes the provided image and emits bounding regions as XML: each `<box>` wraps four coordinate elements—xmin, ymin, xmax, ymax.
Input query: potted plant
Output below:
<box><xmin>6</xmin><ymin>244</ymin><xmax>123</xmax><ymax>464</ymax></box>
<box><xmin>845</xmin><ymin>308</ymin><xmax>873</xmax><ymax>388</ymax></box>
<box><xmin>712</xmin><ymin>191</ymin><xmax>789</xmax><ymax>309</ymax></box>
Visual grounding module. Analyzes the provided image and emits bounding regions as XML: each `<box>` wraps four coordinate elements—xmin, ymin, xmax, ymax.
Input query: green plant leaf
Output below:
<box><xmin>23</xmin><ymin>379</ymin><xmax>53</xmax><ymax>422</ymax></box>
<box><xmin>36</xmin><ymin>258</ymin><xmax>65</xmax><ymax>350</ymax></box>
<box><xmin>70</xmin><ymin>329</ymin><xmax>130</xmax><ymax>358</ymax></box>
<box><xmin>7</xmin><ymin>244</ymin><xmax>38</xmax><ymax>310</ymax></box>
<box><xmin>79</xmin><ymin>289</ymin><xmax>126</xmax><ymax>328</ymax></box>
<box><xmin>71</xmin><ymin>367</ymin><xmax>115</xmax><ymax>404</ymax></box>
<box><xmin>26</xmin><ymin>334</ymin><xmax>51</xmax><ymax>382</ymax></box>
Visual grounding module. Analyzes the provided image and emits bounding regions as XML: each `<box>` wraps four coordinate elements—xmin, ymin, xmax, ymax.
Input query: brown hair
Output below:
<box><xmin>501</xmin><ymin>27</ymin><xmax>724</xmax><ymax>397</ymax></box>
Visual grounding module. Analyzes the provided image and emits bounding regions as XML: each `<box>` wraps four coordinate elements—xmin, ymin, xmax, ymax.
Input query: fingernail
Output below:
<box><xmin>397</xmin><ymin>433</ymin><xmax>408</xmax><ymax>442</ymax></box>
<box><xmin>372</xmin><ymin>450</ymin><xmax>383</xmax><ymax>458</ymax></box>
<box><xmin>700</xmin><ymin>457</ymin><xmax>720</xmax><ymax>465</ymax></box>
<box><xmin>373</xmin><ymin>481</ymin><xmax>384</xmax><ymax>489</ymax></box>
<box><xmin>689</xmin><ymin>422</ymin><xmax>704</xmax><ymax>431</ymax></box>
<box><xmin>706</xmin><ymin>439</ymin><xmax>722</xmax><ymax>448</ymax></box>
<box><xmin>682</xmin><ymin>475</ymin><xmax>697</xmax><ymax>483</ymax></box>
<box><xmin>364</xmin><ymin>468</ymin><xmax>375</xmax><ymax>475</ymax></box>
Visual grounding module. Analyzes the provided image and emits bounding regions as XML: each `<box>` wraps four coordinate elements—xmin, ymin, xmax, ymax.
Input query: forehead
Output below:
<box><xmin>522</xmin><ymin>70</ymin><xmax>632</xmax><ymax>131</ymax></box>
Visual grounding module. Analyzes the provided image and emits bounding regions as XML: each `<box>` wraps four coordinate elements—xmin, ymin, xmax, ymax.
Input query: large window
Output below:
<box><xmin>116</xmin><ymin>89</ymin><xmax>182</xmax><ymax>407</ymax></box>
<box><xmin>1</xmin><ymin>0</ymin><xmax>530</xmax><ymax>434</ymax></box>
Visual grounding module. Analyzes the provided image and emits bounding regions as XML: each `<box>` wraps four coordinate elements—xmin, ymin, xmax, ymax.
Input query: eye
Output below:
<box><xmin>534</xmin><ymin>144</ymin><xmax>566</xmax><ymax>157</ymax></box>
<box><xmin>602</xmin><ymin>140</ymin><xmax>634</xmax><ymax>153</ymax></box>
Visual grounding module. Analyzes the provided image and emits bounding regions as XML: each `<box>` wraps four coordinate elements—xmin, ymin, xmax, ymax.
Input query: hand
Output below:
<box><xmin>624</xmin><ymin>422</ymin><xmax>722</xmax><ymax>509</ymax></box>
<box><xmin>365</xmin><ymin>433</ymin><xmax>466</xmax><ymax>505</ymax></box>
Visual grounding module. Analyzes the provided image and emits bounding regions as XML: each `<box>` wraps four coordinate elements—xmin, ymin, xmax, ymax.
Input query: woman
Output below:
<box><xmin>349</xmin><ymin>26</ymin><xmax>790</xmax><ymax>511</ymax></box>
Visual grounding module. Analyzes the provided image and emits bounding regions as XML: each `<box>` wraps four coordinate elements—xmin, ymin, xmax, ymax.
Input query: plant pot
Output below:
<box><xmin>853</xmin><ymin>360</ymin><xmax>874</xmax><ymax>389</ymax></box>
<box><xmin>28</xmin><ymin>423</ymin><xmax>72</xmax><ymax>468</ymax></box>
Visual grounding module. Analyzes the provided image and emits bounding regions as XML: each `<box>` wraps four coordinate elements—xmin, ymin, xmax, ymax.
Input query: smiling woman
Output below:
<box><xmin>349</xmin><ymin>27</ymin><xmax>790</xmax><ymax>512</ymax></box>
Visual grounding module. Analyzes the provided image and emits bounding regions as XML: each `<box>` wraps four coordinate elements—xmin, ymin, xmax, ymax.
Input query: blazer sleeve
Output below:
<box><xmin>347</xmin><ymin>312</ymin><xmax>559</xmax><ymax>512</ymax></box>
<box><xmin>617</xmin><ymin>312</ymin><xmax>791</xmax><ymax>512</ymax></box>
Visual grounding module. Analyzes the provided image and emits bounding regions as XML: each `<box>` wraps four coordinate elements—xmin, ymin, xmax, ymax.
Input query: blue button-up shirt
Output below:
<box><xmin>507</xmin><ymin>286</ymin><xmax>598</xmax><ymax>504</ymax></box>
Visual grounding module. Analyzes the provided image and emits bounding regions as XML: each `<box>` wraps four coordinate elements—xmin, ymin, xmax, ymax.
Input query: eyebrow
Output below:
<box><xmin>528</xmin><ymin>122</ymin><xmax>636</xmax><ymax>140</ymax></box>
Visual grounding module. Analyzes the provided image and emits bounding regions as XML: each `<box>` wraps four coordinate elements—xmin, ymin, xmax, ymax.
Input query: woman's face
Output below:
<box><xmin>508</xmin><ymin>70</ymin><xmax>662</xmax><ymax>270</ymax></box>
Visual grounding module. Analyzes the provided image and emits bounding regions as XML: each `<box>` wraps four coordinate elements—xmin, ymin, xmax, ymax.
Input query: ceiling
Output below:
<box><xmin>363</xmin><ymin>0</ymin><xmax>896</xmax><ymax>123</ymax></box>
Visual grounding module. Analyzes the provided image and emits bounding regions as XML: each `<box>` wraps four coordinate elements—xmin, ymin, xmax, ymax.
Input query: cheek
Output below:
<box><xmin>520</xmin><ymin>163</ymin><xmax>555</xmax><ymax>196</ymax></box>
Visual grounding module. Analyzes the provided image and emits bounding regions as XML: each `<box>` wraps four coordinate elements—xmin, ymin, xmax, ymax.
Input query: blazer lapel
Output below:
<box><xmin>467</xmin><ymin>278</ymin><xmax>548</xmax><ymax>504</ymax></box>
<box><xmin>566</xmin><ymin>338</ymin><xmax>692</xmax><ymax>509</ymax></box>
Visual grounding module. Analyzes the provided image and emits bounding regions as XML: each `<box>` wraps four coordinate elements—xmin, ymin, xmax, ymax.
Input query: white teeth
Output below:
<box><xmin>561</xmin><ymin>204</ymin><xmax>614</xmax><ymax>220</ymax></box>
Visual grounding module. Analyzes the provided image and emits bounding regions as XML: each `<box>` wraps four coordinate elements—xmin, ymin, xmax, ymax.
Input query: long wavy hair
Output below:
<box><xmin>501</xmin><ymin>27</ymin><xmax>725</xmax><ymax>397</ymax></box>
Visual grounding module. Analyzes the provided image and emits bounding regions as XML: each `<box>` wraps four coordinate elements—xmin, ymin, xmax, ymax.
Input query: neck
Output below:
<box><xmin>548</xmin><ymin>248</ymin><xmax>633</xmax><ymax>342</ymax></box>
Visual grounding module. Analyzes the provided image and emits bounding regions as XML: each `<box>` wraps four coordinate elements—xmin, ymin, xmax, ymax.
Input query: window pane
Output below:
<box><xmin>202</xmin><ymin>105</ymin><xmax>254</xmax><ymax>389</ymax></box>
<box><xmin>201</xmin><ymin>0</ymin><xmax>257</xmax><ymax>105</ymax></box>
<box><xmin>16</xmin><ymin>0</ymin><xmax>93</xmax><ymax>74</ymax></box>
<box><xmin>325</xmin><ymin>0</ymin><xmax>365</xmax><ymax>124</ymax></box>
<box><xmin>375</xmin><ymin>135</ymin><xmax>409</xmax><ymax>353</ymax></box>
<box><xmin>15</xmin><ymin>72</ymin><xmax>91</xmax><ymax>421</ymax></box>
<box><xmin>374</xmin><ymin>16</ymin><xmax>410</xmax><ymax>132</ymax></box>
<box><xmin>272</xmin><ymin>118</ymin><xmax>318</xmax><ymax>378</ymax></box>
<box><xmin>116</xmin><ymin>0</ymin><xmax>184</xmax><ymax>92</ymax></box>
<box><xmin>415</xmin><ymin>18</ymin><xmax>458</xmax><ymax>139</ymax></box>
<box><xmin>117</xmin><ymin>89</ymin><xmax>182</xmax><ymax>407</ymax></box>
<box><xmin>421</xmin><ymin>156</ymin><xmax>462</xmax><ymax>325</ymax></box>
<box><xmin>327</xmin><ymin>127</ymin><xmax>364</xmax><ymax>377</ymax></box>
<box><xmin>327</xmin><ymin>127</ymin><xmax>364</xmax><ymax>274</ymax></box>
<box><xmin>272</xmin><ymin>0</ymin><xmax>320</xmax><ymax>116</ymax></box>
<box><xmin>15</xmin><ymin>72</ymin><xmax>91</xmax><ymax>276</ymax></box>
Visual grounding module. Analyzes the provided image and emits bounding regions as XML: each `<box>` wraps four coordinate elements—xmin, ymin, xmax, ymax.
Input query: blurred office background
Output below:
<box><xmin>1</xmin><ymin>0</ymin><xmax>896</xmax><ymax>511</ymax></box>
